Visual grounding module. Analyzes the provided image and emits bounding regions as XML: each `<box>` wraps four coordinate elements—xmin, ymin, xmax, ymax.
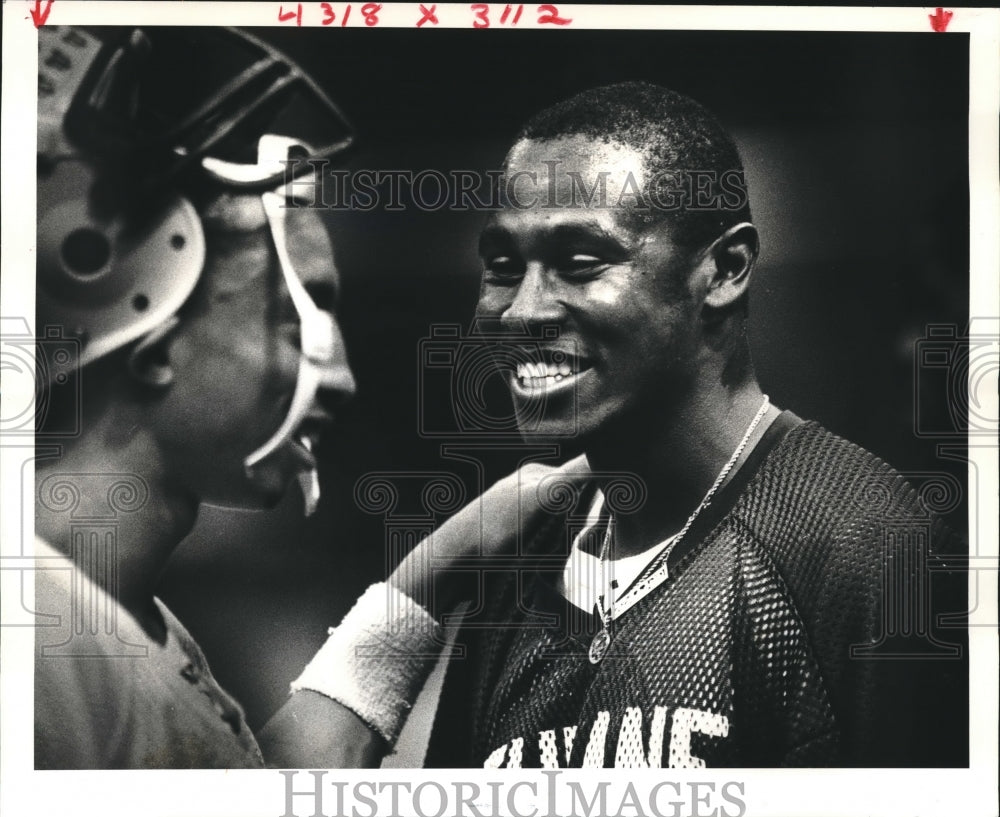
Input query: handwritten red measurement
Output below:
<box><xmin>416</xmin><ymin>4</ymin><xmax>438</xmax><ymax>27</ymax></box>
<box><xmin>279</xmin><ymin>3</ymin><xmax>382</xmax><ymax>26</ymax></box>
<box><xmin>277</xmin><ymin>3</ymin><xmax>572</xmax><ymax>27</ymax></box>
<box><xmin>473</xmin><ymin>4</ymin><xmax>572</xmax><ymax>27</ymax></box>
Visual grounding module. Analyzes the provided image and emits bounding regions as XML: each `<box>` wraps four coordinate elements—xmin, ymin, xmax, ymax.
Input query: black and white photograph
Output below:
<box><xmin>1</xmin><ymin>3</ymin><xmax>997</xmax><ymax>816</ymax></box>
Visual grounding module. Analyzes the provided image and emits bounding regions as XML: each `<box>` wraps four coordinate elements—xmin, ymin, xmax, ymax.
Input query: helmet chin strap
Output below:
<box><xmin>243</xmin><ymin>191</ymin><xmax>338</xmax><ymax>515</ymax></box>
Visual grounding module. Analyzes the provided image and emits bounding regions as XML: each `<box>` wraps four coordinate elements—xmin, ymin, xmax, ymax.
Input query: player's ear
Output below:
<box><xmin>703</xmin><ymin>222</ymin><xmax>758</xmax><ymax>310</ymax></box>
<box><xmin>127</xmin><ymin>317</ymin><xmax>180</xmax><ymax>389</ymax></box>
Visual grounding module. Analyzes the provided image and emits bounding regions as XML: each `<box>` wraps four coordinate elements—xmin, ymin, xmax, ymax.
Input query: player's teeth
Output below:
<box><xmin>528</xmin><ymin>374</ymin><xmax>563</xmax><ymax>388</ymax></box>
<box><xmin>514</xmin><ymin>361</ymin><xmax>581</xmax><ymax>388</ymax></box>
<box><xmin>515</xmin><ymin>356</ymin><xmax>583</xmax><ymax>383</ymax></box>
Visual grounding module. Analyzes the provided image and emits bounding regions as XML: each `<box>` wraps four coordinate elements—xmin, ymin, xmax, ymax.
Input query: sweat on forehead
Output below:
<box><xmin>508</xmin><ymin>81</ymin><xmax>753</xmax><ymax>246</ymax></box>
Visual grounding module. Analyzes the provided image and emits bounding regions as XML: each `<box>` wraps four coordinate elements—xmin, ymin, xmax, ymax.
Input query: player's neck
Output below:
<box><xmin>35</xmin><ymin>413</ymin><xmax>198</xmax><ymax>637</ymax></box>
<box><xmin>585</xmin><ymin>381</ymin><xmax>771</xmax><ymax>558</ymax></box>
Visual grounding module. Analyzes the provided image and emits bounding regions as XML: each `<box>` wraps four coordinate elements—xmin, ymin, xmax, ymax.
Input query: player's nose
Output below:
<box><xmin>316</xmin><ymin>312</ymin><xmax>357</xmax><ymax>407</ymax></box>
<box><xmin>502</xmin><ymin>264</ymin><xmax>563</xmax><ymax>328</ymax></box>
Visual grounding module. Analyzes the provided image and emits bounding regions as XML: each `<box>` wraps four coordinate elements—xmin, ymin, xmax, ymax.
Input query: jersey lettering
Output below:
<box><xmin>581</xmin><ymin>710</ymin><xmax>611</xmax><ymax>767</ymax></box>
<box><xmin>668</xmin><ymin>706</ymin><xmax>730</xmax><ymax>768</ymax></box>
<box><xmin>562</xmin><ymin>725</ymin><xmax>577</xmax><ymax>763</ymax></box>
<box><xmin>484</xmin><ymin>705</ymin><xmax>728</xmax><ymax>768</ymax></box>
<box><xmin>484</xmin><ymin>736</ymin><xmax>525</xmax><ymax>768</ymax></box>
<box><xmin>614</xmin><ymin>705</ymin><xmax>668</xmax><ymax>768</ymax></box>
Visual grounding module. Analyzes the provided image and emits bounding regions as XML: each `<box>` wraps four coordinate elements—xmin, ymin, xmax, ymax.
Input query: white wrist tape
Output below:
<box><xmin>290</xmin><ymin>582</ymin><xmax>443</xmax><ymax>745</ymax></box>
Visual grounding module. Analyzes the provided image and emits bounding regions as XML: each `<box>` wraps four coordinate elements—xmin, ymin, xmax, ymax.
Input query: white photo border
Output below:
<box><xmin>2</xmin><ymin>4</ymin><xmax>997</xmax><ymax>816</ymax></box>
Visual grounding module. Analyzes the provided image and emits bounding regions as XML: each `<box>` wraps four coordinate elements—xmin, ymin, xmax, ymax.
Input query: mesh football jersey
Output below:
<box><xmin>425</xmin><ymin>414</ymin><xmax>968</xmax><ymax>768</ymax></box>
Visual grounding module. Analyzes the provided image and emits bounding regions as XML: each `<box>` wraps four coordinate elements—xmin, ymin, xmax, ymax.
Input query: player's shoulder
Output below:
<box><xmin>736</xmin><ymin>416</ymin><xmax>963</xmax><ymax>598</ymax></box>
<box><xmin>760</xmin><ymin>419</ymin><xmax>939</xmax><ymax>531</ymax></box>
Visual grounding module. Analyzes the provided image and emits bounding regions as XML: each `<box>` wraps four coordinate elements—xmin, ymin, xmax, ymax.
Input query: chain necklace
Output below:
<box><xmin>588</xmin><ymin>395</ymin><xmax>771</xmax><ymax>665</ymax></box>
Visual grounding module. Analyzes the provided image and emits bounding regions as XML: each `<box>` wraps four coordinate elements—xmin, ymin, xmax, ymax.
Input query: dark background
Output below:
<box><xmin>152</xmin><ymin>28</ymin><xmax>971</xmax><ymax>732</ymax></box>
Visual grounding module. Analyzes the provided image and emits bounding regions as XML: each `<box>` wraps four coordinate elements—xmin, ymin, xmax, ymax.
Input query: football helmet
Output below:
<box><xmin>37</xmin><ymin>25</ymin><xmax>353</xmax><ymax>378</ymax></box>
<box><xmin>37</xmin><ymin>26</ymin><xmax>355</xmax><ymax>513</ymax></box>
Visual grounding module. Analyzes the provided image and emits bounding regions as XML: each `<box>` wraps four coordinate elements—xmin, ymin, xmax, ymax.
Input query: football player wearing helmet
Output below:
<box><xmin>32</xmin><ymin>25</ymin><xmax>359</xmax><ymax>768</ymax></box>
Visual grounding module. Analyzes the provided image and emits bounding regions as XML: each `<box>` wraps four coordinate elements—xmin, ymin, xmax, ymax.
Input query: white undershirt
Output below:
<box><xmin>560</xmin><ymin>491</ymin><xmax>675</xmax><ymax>614</ymax></box>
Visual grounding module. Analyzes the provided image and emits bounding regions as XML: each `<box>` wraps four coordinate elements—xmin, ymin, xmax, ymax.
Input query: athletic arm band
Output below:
<box><xmin>289</xmin><ymin>582</ymin><xmax>443</xmax><ymax>745</ymax></box>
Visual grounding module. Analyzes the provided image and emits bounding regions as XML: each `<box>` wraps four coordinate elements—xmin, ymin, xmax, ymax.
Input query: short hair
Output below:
<box><xmin>514</xmin><ymin>81</ymin><xmax>752</xmax><ymax>248</ymax></box>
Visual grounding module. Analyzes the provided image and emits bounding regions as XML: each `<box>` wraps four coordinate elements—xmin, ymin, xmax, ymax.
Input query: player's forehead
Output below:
<box><xmin>480</xmin><ymin>208</ymin><xmax>634</xmax><ymax>258</ymax></box>
<box><xmin>505</xmin><ymin>135</ymin><xmax>648</xmax><ymax>192</ymax></box>
<box><xmin>485</xmin><ymin>136</ymin><xmax>649</xmax><ymax>248</ymax></box>
<box><xmin>200</xmin><ymin>194</ymin><xmax>341</xmax><ymax>304</ymax></box>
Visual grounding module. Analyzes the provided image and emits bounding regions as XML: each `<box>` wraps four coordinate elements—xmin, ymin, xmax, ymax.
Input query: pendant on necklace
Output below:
<box><xmin>589</xmin><ymin>627</ymin><xmax>612</xmax><ymax>664</ymax></box>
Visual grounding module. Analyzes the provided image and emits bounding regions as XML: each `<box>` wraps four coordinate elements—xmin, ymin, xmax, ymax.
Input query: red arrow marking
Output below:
<box><xmin>929</xmin><ymin>7</ymin><xmax>953</xmax><ymax>32</ymax></box>
<box><xmin>30</xmin><ymin>0</ymin><xmax>53</xmax><ymax>27</ymax></box>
